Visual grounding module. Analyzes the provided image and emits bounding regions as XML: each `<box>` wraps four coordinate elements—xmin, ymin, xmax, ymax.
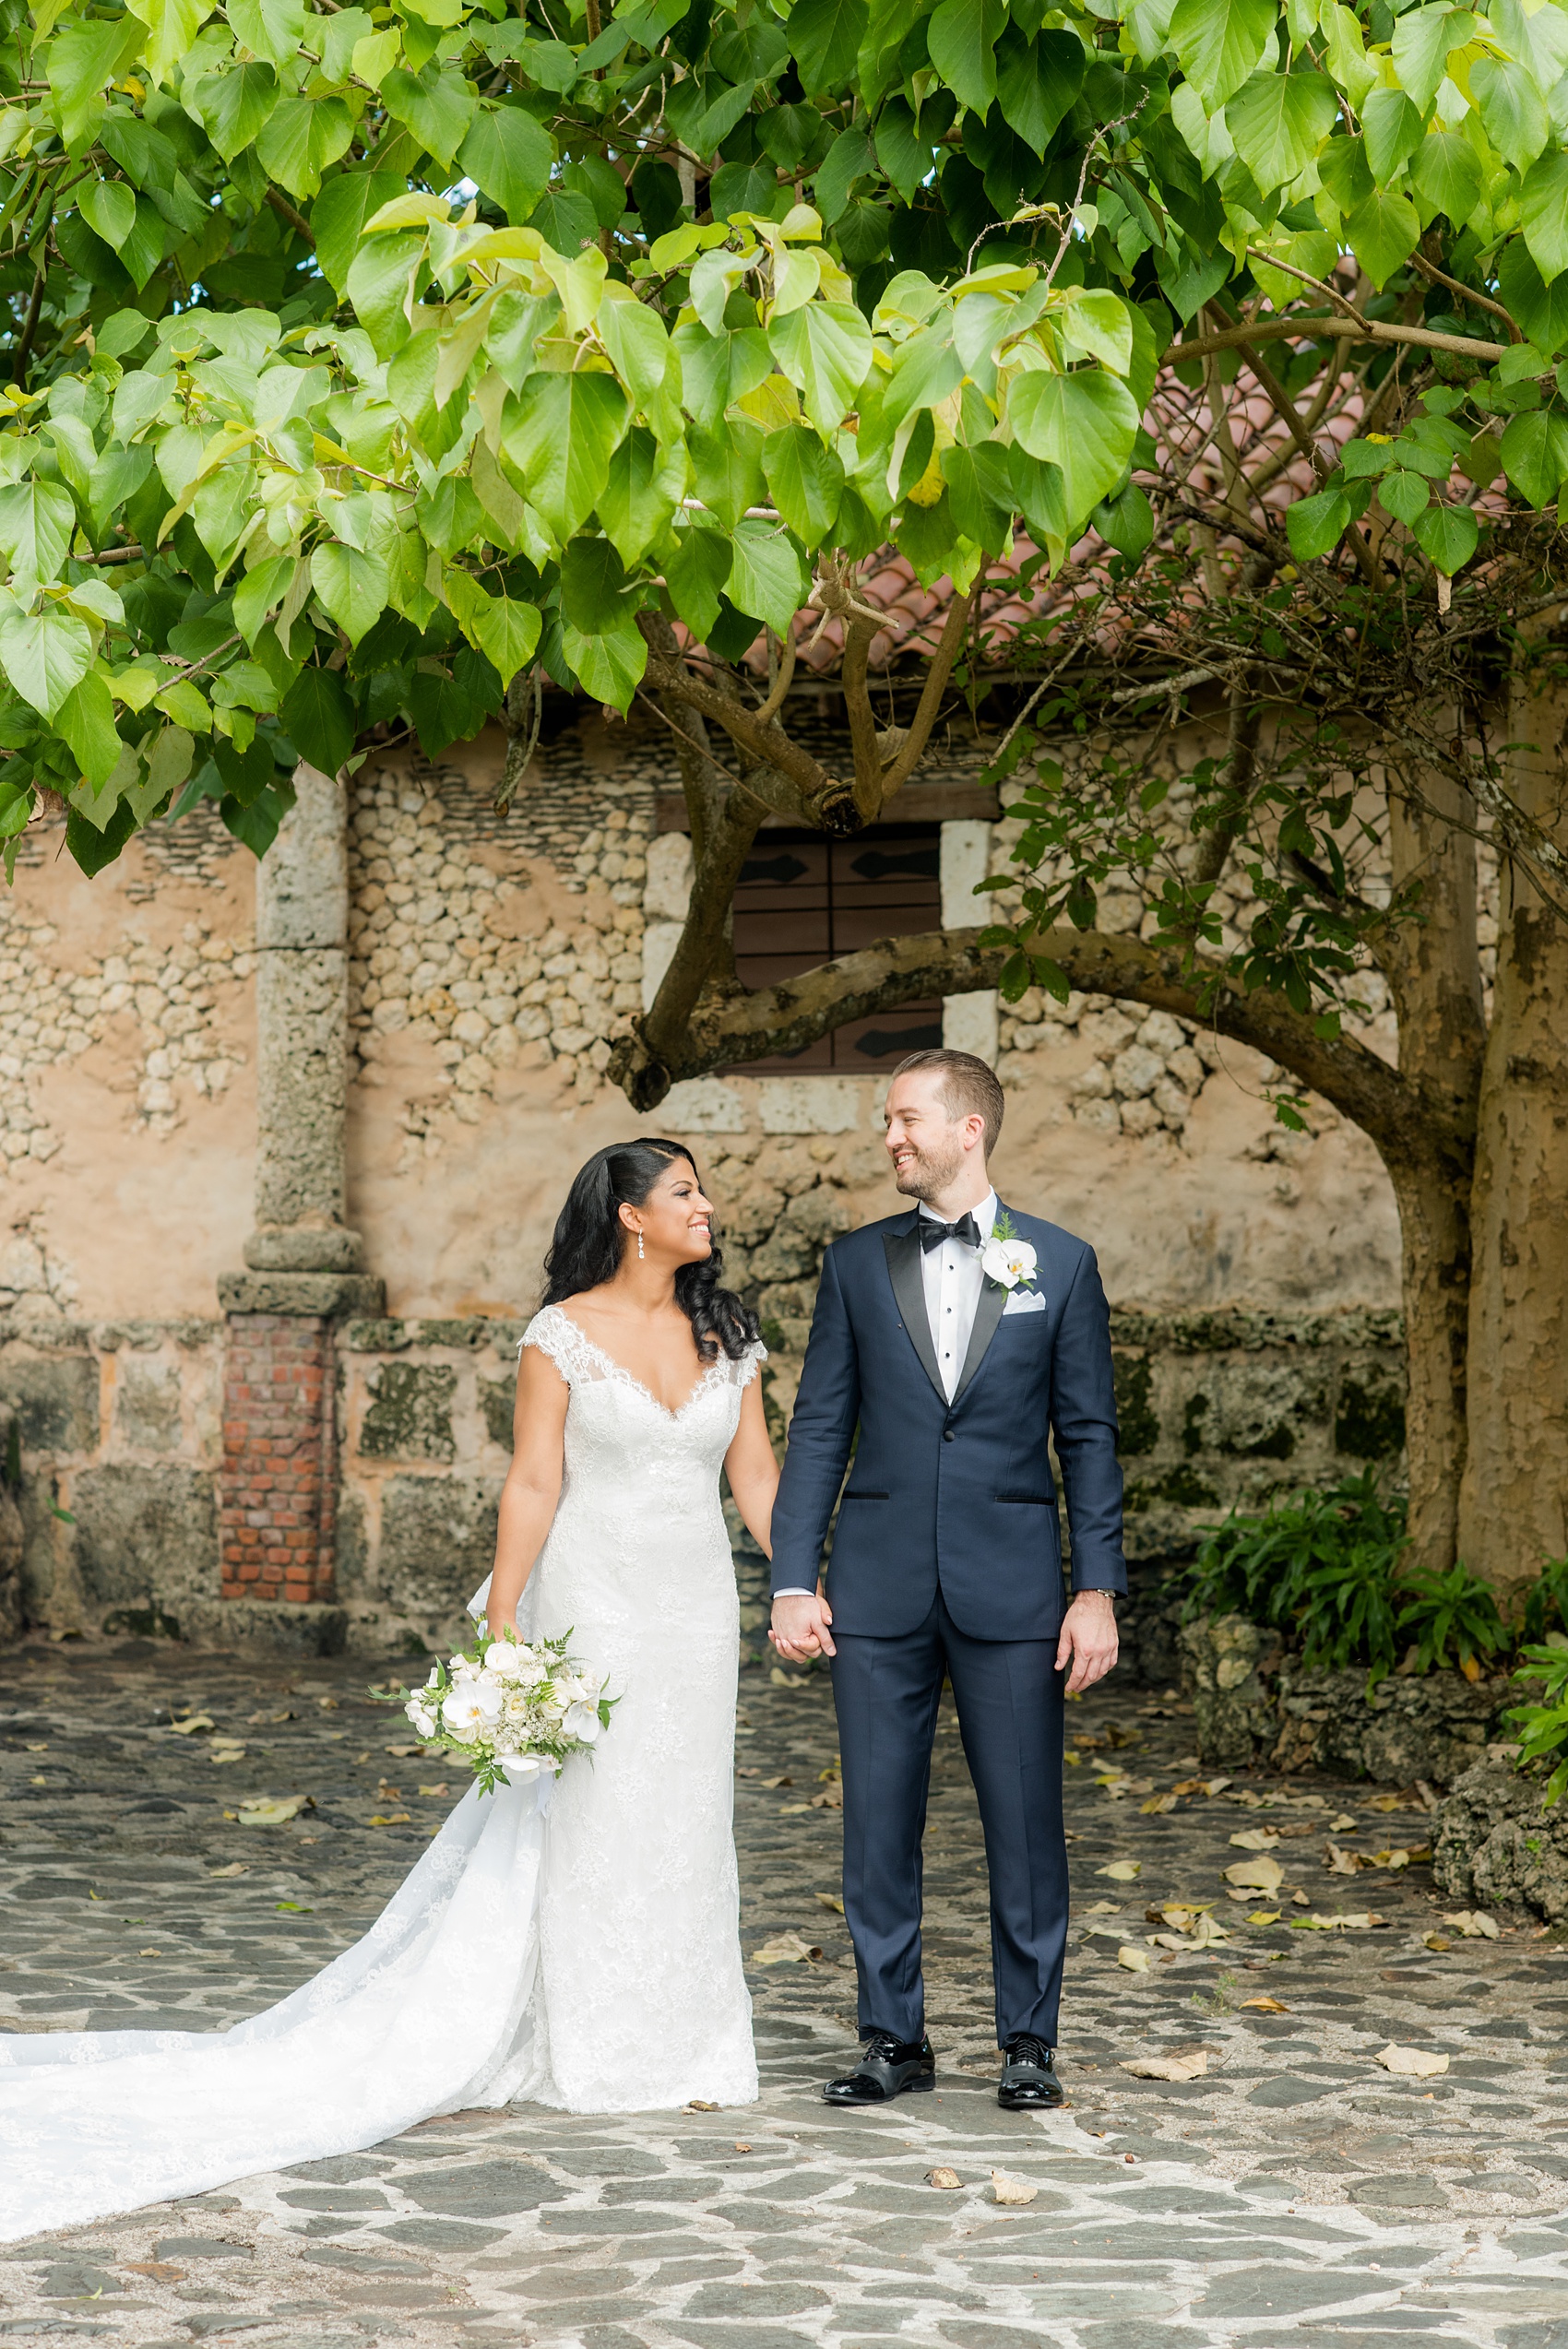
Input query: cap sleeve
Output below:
<box><xmin>520</xmin><ymin>1305</ymin><xmax>598</xmax><ymax>1387</ymax></box>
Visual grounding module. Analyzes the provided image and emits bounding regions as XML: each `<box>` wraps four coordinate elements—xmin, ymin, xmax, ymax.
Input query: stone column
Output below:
<box><xmin>940</xmin><ymin>819</ymin><xmax>999</xmax><ymax>1063</ymax></box>
<box><xmin>218</xmin><ymin>765</ymin><xmax>383</xmax><ymax>1619</ymax></box>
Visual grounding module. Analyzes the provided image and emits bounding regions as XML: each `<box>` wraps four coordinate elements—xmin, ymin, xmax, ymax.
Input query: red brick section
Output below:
<box><xmin>220</xmin><ymin>1314</ymin><xmax>338</xmax><ymax>1604</ymax></box>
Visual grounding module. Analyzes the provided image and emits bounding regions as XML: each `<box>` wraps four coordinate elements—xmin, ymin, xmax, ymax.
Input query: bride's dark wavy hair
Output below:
<box><xmin>541</xmin><ymin>1138</ymin><xmax>760</xmax><ymax>1363</ymax></box>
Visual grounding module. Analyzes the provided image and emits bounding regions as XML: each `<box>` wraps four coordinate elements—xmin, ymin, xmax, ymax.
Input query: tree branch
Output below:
<box><xmin>1166</xmin><ymin>314</ymin><xmax>1511</xmax><ymax>368</ymax></box>
<box><xmin>264</xmin><ymin>185</ymin><xmax>315</xmax><ymax>244</ymax></box>
<box><xmin>637</xmin><ymin>611</ymin><xmax>855</xmax><ymax>827</ymax></box>
<box><xmin>616</xmin><ymin>920</ymin><xmax>1464</xmax><ymax>1166</ymax></box>
<box><xmin>879</xmin><ymin>589</ymin><xmax>973</xmax><ymax>802</ymax></box>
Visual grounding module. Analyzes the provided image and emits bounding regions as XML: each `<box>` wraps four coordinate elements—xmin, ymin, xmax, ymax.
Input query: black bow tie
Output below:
<box><xmin>920</xmin><ymin>1213</ymin><xmax>980</xmax><ymax>1252</ymax></box>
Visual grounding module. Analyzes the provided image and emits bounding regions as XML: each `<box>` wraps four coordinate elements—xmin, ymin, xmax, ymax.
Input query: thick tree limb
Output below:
<box><xmin>612</xmin><ymin>921</ymin><xmax>1467</xmax><ymax>1168</ymax></box>
<box><xmin>637</xmin><ymin>611</ymin><xmax>856</xmax><ymax>827</ymax></box>
<box><xmin>1167</xmin><ymin>314</ymin><xmax>1511</xmax><ymax>368</ymax></box>
<box><xmin>878</xmin><ymin>589</ymin><xmax>973</xmax><ymax>802</ymax></box>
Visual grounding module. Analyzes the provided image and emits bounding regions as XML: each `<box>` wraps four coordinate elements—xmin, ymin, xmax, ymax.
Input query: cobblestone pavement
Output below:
<box><xmin>3</xmin><ymin>1634</ymin><xmax>1567</xmax><ymax>2349</ymax></box>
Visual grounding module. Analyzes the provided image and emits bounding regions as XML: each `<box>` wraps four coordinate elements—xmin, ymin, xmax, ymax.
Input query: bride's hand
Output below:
<box><xmin>770</xmin><ymin>1590</ymin><xmax>835</xmax><ymax>1661</ymax></box>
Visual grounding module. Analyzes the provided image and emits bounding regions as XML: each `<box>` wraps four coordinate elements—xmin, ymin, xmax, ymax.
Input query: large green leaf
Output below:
<box><xmin>995</xmin><ymin>28</ymin><xmax>1085</xmax><ymax>157</ymax></box>
<box><xmin>1411</xmin><ymin>502</ymin><xmax>1479</xmax><ymax>573</ymax></box>
<box><xmin>346</xmin><ymin>230</ymin><xmax>426</xmax><ymax>359</ymax></box>
<box><xmin>58</xmin><ymin>670</ymin><xmax>123</xmax><ymax>788</ymax></box>
<box><xmin>690</xmin><ymin>418</ymin><xmax>766</xmax><ymax>531</ymax></box>
<box><xmin>228</xmin><ymin>0</ymin><xmax>305</xmax><ymax>67</ymax></box>
<box><xmin>1006</xmin><ymin>368</ymin><xmax>1140</xmax><ymax>529</ymax></box>
<box><xmin>457</xmin><ymin>105</ymin><xmax>555</xmax><ymax>222</ymax></box>
<box><xmin>79</xmin><ymin>180</ymin><xmax>135</xmax><ymax>251</ymax></box>
<box><xmin>1499</xmin><ymin>239</ymin><xmax>1568</xmax><ymax>356</ymax></box>
<box><xmin>1520</xmin><ymin>151</ymin><xmax>1568</xmax><ymax>289</ymax></box>
<box><xmin>763</xmin><ymin>424</ymin><xmax>845</xmax><ymax>545</ymax></box>
<box><xmin>672</xmin><ymin>324</ymin><xmax>774</xmax><ymax>429</ymax></box>
<box><xmin>1471</xmin><ymin>53</ymin><xmax>1549</xmax><ymax>175</ymax></box>
<box><xmin>561</xmin><ymin>615</ymin><xmax>647</xmax><ymax>710</ymax></box>
<box><xmin>664</xmin><ymin>520</ymin><xmax>733</xmax><ymax>638</ymax></box>
<box><xmin>1410</xmin><ymin>128</ymin><xmax>1483</xmax><ymax>226</ymax></box>
<box><xmin>188</xmin><ymin>60</ymin><xmax>279</xmax><ymax>160</ymax></box>
<box><xmin>1389</xmin><ymin>4</ymin><xmax>1474</xmax><ymax>113</ymax></box>
<box><xmin>788</xmin><ymin>0</ymin><xmax>868</xmax><ymax>93</ymax></box>
<box><xmin>381</xmin><ymin>64</ymin><xmax>478</xmax><ymax>167</ymax></box>
<box><xmin>503</xmin><ymin>371</ymin><xmax>629</xmax><ymax>543</ymax></box>
<box><xmin>45</xmin><ymin>16</ymin><xmax>142</xmax><ymax>150</ymax></box>
<box><xmin>0</xmin><ymin>479</ymin><xmax>77</xmax><ymax>587</ymax></box>
<box><xmin>1169</xmin><ymin>0</ymin><xmax>1275</xmax><ymax>105</ymax></box>
<box><xmin>310</xmin><ymin>540</ymin><xmax>391</xmax><ymax>646</ymax></box>
<box><xmin>599</xmin><ymin>427</ymin><xmax>687</xmax><ymax>566</ymax></box>
<box><xmin>767</xmin><ymin>301</ymin><xmax>874</xmax><ymax>432</ymax></box>
<box><xmin>280</xmin><ymin>667</ymin><xmax>355</xmax><ymax>774</ymax></box>
<box><xmin>927</xmin><ymin>0</ymin><xmax>1005</xmax><ymax>116</ymax></box>
<box><xmin>596</xmin><ymin>292</ymin><xmax>673</xmax><ymax>413</ymax></box>
<box><xmin>1360</xmin><ymin>87</ymin><xmax>1425</xmax><ymax>184</ymax></box>
<box><xmin>255</xmin><ymin>96</ymin><xmax>355</xmax><ymax>199</ymax></box>
<box><xmin>559</xmin><ymin>536</ymin><xmax>635</xmax><ymax>634</ymax></box>
<box><xmin>445</xmin><ymin>574</ymin><xmax>543</xmax><ymax>679</ymax></box>
<box><xmin>0</xmin><ymin>610</ymin><xmax>93</xmax><ymax>718</ymax></box>
<box><xmin>1225</xmin><ymin>70</ymin><xmax>1337</xmax><ymax>191</ymax></box>
<box><xmin>311</xmin><ymin>170</ymin><xmax>405</xmax><ymax>300</ymax></box>
<box><xmin>1285</xmin><ymin>485</ymin><xmax>1354</xmax><ymax>561</ymax></box>
<box><xmin>726</xmin><ymin>520</ymin><xmax>808</xmax><ymax>635</ymax></box>
<box><xmin>1344</xmin><ymin>189</ymin><xmax>1420</xmax><ymax>290</ymax></box>
<box><xmin>1501</xmin><ymin>409</ymin><xmax>1568</xmax><ymax>506</ymax></box>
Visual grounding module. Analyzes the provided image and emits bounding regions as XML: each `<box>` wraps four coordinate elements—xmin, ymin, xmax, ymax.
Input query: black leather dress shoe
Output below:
<box><xmin>823</xmin><ymin>2032</ymin><xmax>936</xmax><ymax>2104</ymax></box>
<box><xmin>998</xmin><ymin>2034</ymin><xmax>1064</xmax><ymax>2109</ymax></box>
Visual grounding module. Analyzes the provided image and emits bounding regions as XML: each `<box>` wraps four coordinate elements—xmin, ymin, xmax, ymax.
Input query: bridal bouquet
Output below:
<box><xmin>386</xmin><ymin>1630</ymin><xmax>614</xmax><ymax>1797</ymax></box>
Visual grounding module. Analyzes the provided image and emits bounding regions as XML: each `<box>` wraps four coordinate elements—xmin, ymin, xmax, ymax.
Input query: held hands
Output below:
<box><xmin>770</xmin><ymin>1590</ymin><xmax>837</xmax><ymax>1662</ymax></box>
<box><xmin>1056</xmin><ymin>1590</ymin><xmax>1119</xmax><ymax>1695</ymax></box>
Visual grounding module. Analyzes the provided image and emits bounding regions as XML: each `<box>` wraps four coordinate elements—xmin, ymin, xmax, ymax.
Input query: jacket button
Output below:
<box><xmin>943</xmin><ymin>1428</ymin><xmax>955</xmax><ymax>1442</ymax></box>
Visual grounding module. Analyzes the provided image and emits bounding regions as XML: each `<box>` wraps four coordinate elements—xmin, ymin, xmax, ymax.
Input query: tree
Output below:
<box><xmin>1</xmin><ymin>0</ymin><xmax>1566</xmax><ymax>1601</ymax></box>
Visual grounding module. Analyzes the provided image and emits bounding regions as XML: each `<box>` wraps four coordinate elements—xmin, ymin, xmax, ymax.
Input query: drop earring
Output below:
<box><xmin>637</xmin><ymin>1231</ymin><xmax>645</xmax><ymax>1261</ymax></box>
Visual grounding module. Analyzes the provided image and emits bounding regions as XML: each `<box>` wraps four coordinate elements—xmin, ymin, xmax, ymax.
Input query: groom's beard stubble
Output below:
<box><xmin>891</xmin><ymin>1137</ymin><xmax>965</xmax><ymax>1204</ymax></box>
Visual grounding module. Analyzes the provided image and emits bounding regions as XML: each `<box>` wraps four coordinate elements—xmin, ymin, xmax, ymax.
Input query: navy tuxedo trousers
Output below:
<box><xmin>831</xmin><ymin>1592</ymin><xmax>1068</xmax><ymax>2050</ymax></box>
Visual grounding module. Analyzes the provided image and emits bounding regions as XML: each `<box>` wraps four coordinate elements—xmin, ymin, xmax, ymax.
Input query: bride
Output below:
<box><xmin>0</xmin><ymin>1137</ymin><xmax>778</xmax><ymax>2241</ymax></box>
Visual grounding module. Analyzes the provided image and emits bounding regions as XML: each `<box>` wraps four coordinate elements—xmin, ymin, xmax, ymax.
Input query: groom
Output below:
<box><xmin>768</xmin><ymin>1048</ymin><xmax>1123</xmax><ymax>2110</ymax></box>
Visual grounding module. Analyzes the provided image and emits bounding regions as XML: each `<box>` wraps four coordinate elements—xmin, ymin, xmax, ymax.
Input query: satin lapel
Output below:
<box><xmin>883</xmin><ymin>1220</ymin><xmax>945</xmax><ymax>1404</ymax></box>
<box><xmin>951</xmin><ymin>1203</ymin><xmax>1012</xmax><ymax>1406</ymax></box>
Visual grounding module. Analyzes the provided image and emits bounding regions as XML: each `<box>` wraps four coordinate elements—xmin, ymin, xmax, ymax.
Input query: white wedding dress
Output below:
<box><xmin>0</xmin><ymin>1306</ymin><xmax>759</xmax><ymax>2242</ymax></box>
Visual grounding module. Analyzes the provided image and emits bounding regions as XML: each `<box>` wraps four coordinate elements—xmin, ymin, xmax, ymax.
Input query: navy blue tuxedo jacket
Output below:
<box><xmin>768</xmin><ymin>1204</ymin><xmax>1126</xmax><ymax>1641</ymax></box>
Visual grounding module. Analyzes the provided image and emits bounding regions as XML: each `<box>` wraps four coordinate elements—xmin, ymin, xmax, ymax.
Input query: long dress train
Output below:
<box><xmin>0</xmin><ymin>1307</ymin><xmax>759</xmax><ymax>2242</ymax></box>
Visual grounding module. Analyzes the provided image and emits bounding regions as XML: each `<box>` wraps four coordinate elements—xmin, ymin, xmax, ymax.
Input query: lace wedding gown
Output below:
<box><xmin>0</xmin><ymin>1307</ymin><xmax>759</xmax><ymax>2242</ymax></box>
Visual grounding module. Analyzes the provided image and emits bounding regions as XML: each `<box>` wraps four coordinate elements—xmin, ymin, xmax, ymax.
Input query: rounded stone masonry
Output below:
<box><xmin>1434</xmin><ymin>1758</ymin><xmax>1568</xmax><ymax>1920</ymax></box>
<box><xmin>1180</xmin><ymin>1610</ymin><xmax>1514</xmax><ymax>1784</ymax></box>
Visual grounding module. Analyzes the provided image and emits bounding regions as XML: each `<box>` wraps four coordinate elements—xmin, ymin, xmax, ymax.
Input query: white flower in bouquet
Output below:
<box><xmin>562</xmin><ymin>1700</ymin><xmax>602</xmax><ymax>1744</ymax></box>
<box><xmin>483</xmin><ymin>1641</ymin><xmax>527</xmax><ymax>1679</ymax></box>
<box><xmin>406</xmin><ymin>1697</ymin><xmax>437</xmax><ymax>1738</ymax></box>
<box><xmin>442</xmin><ymin>1679</ymin><xmax>503</xmax><ymax>1742</ymax></box>
<box><xmin>980</xmin><ymin>1230</ymin><xmax>1038</xmax><ymax>1291</ymax></box>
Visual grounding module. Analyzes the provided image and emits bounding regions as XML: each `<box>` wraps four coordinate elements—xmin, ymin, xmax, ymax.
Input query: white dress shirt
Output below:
<box><xmin>920</xmin><ymin>1187</ymin><xmax>997</xmax><ymax>1403</ymax></box>
<box><xmin>773</xmin><ymin>1190</ymin><xmax>997</xmax><ymax>1599</ymax></box>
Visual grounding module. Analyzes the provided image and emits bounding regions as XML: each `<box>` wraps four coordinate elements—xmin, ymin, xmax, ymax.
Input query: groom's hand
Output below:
<box><xmin>770</xmin><ymin>1592</ymin><xmax>837</xmax><ymax>1661</ymax></box>
<box><xmin>1056</xmin><ymin>1590</ymin><xmax>1118</xmax><ymax>1694</ymax></box>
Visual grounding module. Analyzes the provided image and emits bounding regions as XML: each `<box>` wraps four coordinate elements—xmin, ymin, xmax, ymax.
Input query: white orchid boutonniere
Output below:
<box><xmin>980</xmin><ymin>1210</ymin><xmax>1039</xmax><ymax>1294</ymax></box>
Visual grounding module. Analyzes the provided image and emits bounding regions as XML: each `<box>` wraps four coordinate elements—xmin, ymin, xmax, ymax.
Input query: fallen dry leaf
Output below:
<box><xmin>1372</xmin><ymin>1845</ymin><xmax>1431</xmax><ymax>1869</ymax></box>
<box><xmin>1140</xmin><ymin>1793</ymin><xmax>1179</xmax><ymax>1815</ymax></box>
<box><xmin>763</xmin><ymin>1775</ymin><xmax>794</xmax><ymax>1788</ymax></box>
<box><xmin>1121</xmin><ymin>2048</ymin><xmax>1209</xmax><ymax>2082</ymax></box>
<box><xmin>1083</xmin><ymin>1900</ymin><xmax>1122</xmax><ymax>1915</ymax></box>
<box><xmin>1229</xmin><ymin>1828</ymin><xmax>1282</xmax><ymax>1851</ymax></box>
<box><xmin>769</xmin><ymin>1667</ymin><xmax>811</xmax><ymax>1690</ymax></box>
<box><xmin>751</xmin><ymin>1931</ymin><xmax>823</xmax><ymax>1965</ymax></box>
<box><xmin>1441</xmin><ymin>1909</ymin><xmax>1501</xmax><ymax>1939</ymax></box>
<box><xmin>1116</xmin><ymin>1943</ymin><xmax>1152</xmax><ymax>1973</ymax></box>
<box><xmin>1376</xmin><ymin>2043</ymin><xmax>1449</xmax><ymax>2078</ymax></box>
<box><xmin>124</xmin><ymin>2261</ymin><xmax>184</xmax><ymax>2283</ymax></box>
<box><xmin>368</xmin><ymin>1811</ymin><xmax>412</xmax><ymax>1826</ymax></box>
<box><xmin>1328</xmin><ymin>1814</ymin><xmax>1359</xmax><ymax>1832</ymax></box>
<box><xmin>1241</xmin><ymin>1996</ymin><xmax>1290</xmax><ymax>2012</ymax></box>
<box><xmin>991</xmin><ymin>2171</ymin><xmax>1039</xmax><ymax>2206</ymax></box>
<box><xmin>1223</xmin><ymin>1856</ymin><xmax>1284</xmax><ymax>1892</ymax></box>
<box><xmin>1324</xmin><ymin>1841</ymin><xmax>1370</xmax><ymax>1876</ymax></box>
<box><xmin>1096</xmin><ymin>1859</ymin><xmax>1142</xmax><ymax>1881</ymax></box>
<box><xmin>384</xmin><ymin>1743</ymin><xmax>422</xmax><ymax>1758</ymax></box>
<box><xmin>168</xmin><ymin>1714</ymin><xmax>215</xmax><ymax>1736</ymax></box>
<box><xmin>1200</xmin><ymin>1777</ymin><xmax>1232</xmax><ymax>1797</ymax></box>
<box><xmin>810</xmin><ymin>1786</ymin><xmax>844</xmax><ymax>1809</ymax></box>
<box><xmin>208</xmin><ymin>1862</ymin><xmax>248</xmax><ymax>1879</ymax></box>
<box><xmin>417</xmin><ymin>1783</ymin><xmax>450</xmax><ymax>1797</ymax></box>
<box><xmin>683</xmin><ymin>2100</ymin><xmax>719</xmax><ymax>2113</ymax></box>
<box><xmin>1424</xmin><ymin>1933</ymin><xmax>1452</xmax><ymax>1952</ymax></box>
<box><xmin>1248</xmin><ymin>1909</ymin><xmax>1282</xmax><ymax>1927</ymax></box>
<box><xmin>815</xmin><ymin>1892</ymin><xmax>845</xmax><ymax>1914</ymax></box>
<box><xmin>928</xmin><ymin>2167</ymin><xmax>962</xmax><ymax>2190</ymax></box>
<box><xmin>236</xmin><ymin>1794</ymin><xmax>313</xmax><ymax>1827</ymax></box>
<box><xmin>1369</xmin><ymin>1792</ymin><xmax>1415</xmax><ymax>1812</ymax></box>
<box><xmin>1291</xmin><ymin>1911</ymin><xmax>1386</xmax><ymax>1931</ymax></box>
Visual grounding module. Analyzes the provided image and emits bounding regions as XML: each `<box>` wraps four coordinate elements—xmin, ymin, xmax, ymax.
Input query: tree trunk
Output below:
<box><xmin>1456</xmin><ymin>655</ymin><xmax>1568</xmax><ymax>1613</ymax></box>
<box><xmin>1381</xmin><ymin>759</ymin><xmax>1485</xmax><ymax>1576</ymax></box>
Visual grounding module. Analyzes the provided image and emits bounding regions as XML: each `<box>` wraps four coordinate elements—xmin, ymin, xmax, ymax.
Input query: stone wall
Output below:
<box><xmin>0</xmin><ymin>1294</ymin><xmax>1408</xmax><ymax>1656</ymax></box>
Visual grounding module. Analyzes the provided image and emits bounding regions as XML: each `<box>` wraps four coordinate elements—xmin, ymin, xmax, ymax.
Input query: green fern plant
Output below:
<box><xmin>1396</xmin><ymin>1562</ymin><xmax>1506</xmax><ymax>1679</ymax></box>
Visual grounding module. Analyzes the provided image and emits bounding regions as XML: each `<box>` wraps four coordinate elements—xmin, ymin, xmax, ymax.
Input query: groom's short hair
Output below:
<box><xmin>891</xmin><ymin>1049</ymin><xmax>1004</xmax><ymax>1156</ymax></box>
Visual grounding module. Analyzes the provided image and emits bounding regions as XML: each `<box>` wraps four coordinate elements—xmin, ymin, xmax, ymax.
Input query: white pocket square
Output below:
<box><xmin>1003</xmin><ymin>1288</ymin><xmax>1047</xmax><ymax>1316</ymax></box>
